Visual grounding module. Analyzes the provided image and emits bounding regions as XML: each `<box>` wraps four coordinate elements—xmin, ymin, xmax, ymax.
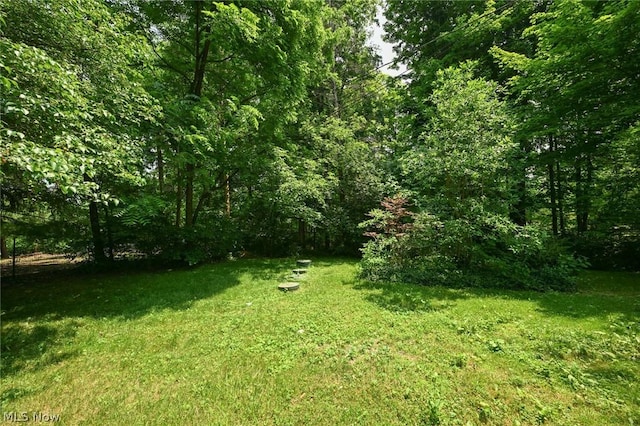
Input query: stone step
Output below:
<box><xmin>278</xmin><ymin>282</ymin><xmax>300</xmax><ymax>292</ymax></box>
<box><xmin>296</xmin><ymin>259</ymin><xmax>312</xmax><ymax>268</ymax></box>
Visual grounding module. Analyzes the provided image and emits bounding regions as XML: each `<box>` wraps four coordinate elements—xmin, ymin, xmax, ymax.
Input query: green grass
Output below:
<box><xmin>1</xmin><ymin>259</ymin><xmax>639</xmax><ymax>425</ymax></box>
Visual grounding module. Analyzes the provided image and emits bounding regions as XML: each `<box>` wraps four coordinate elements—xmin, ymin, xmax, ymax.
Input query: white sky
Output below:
<box><xmin>367</xmin><ymin>5</ymin><xmax>407</xmax><ymax>77</ymax></box>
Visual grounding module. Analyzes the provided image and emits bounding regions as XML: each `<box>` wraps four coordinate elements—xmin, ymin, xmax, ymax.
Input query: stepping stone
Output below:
<box><xmin>296</xmin><ymin>259</ymin><xmax>312</xmax><ymax>268</ymax></box>
<box><xmin>292</xmin><ymin>268</ymin><xmax>307</xmax><ymax>276</ymax></box>
<box><xmin>278</xmin><ymin>282</ymin><xmax>300</xmax><ymax>292</ymax></box>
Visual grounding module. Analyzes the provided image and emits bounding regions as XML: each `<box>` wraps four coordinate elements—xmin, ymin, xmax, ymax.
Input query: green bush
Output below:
<box><xmin>113</xmin><ymin>195</ymin><xmax>239</xmax><ymax>264</ymax></box>
<box><xmin>359</xmin><ymin>197</ymin><xmax>585</xmax><ymax>291</ymax></box>
<box><xmin>573</xmin><ymin>230</ymin><xmax>640</xmax><ymax>271</ymax></box>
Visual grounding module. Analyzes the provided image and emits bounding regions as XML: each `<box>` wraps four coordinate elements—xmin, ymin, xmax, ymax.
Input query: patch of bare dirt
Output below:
<box><xmin>0</xmin><ymin>252</ymin><xmax>86</xmax><ymax>278</ymax></box>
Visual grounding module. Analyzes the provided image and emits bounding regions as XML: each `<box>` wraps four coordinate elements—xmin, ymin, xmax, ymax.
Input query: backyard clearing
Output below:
<box><xmin>1</xmin><ymin>259</ymin><xmax>638</xmax><ymax>425</ymax></box>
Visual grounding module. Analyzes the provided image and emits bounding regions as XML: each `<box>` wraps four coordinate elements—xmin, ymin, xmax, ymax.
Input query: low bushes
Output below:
<box><xmin>360</xmin><ymin>196</ymin><xmax>585</xmax><ymax>291</ymax></box>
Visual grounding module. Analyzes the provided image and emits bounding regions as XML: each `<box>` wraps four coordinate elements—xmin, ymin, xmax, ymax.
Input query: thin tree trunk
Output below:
<box><xmin>157</xmin><ymin>146</ymin><xmax>164</xmax><ymax>192</ymax></box>
<box><xmin>509</xmin><ymin>146</ymin><xmax>527</xmax><ymax>226</ymax></box>
<box><xmin>298</xmin><ymin>219</ymin><xmax>305</xmax><ymax>249</ymax></box>
<box><xmin>192</xmin><ymin>188</ymin><xmax>212</xmax><ymax>226</ymax></box>
<box><xmin>575</xmin><ymin>159</ymin><xmax>583</xmax><ymax>233</ymax></box>
<box><xmin>302</xmin><ymin>221</ymin><xmax>306</xmax><ymax>248</ymax></box>
<box><xmin>84</xmin><ymin>173</ymin><xmax>107</xmax><ymax>263</ymax></box>
<box><xmin>548</xmin><ymin>136</ymin><xmax>558</xmax><ymax>236</ymax></box>
<box><xmin>549</xmin><ymin>161</ymin><xmax>558</xmax><ymax>235</ymax></box>
<box><xmin>103</xmin><ymin>205</ymin><xmax>115</xmax><ymax>261</ymax></box>
<box><xmin>0</xmin><ymin>236</ymin><xmax>8</xmax><ymax>259</ymax></box>
<box><xmin>511</xmin><ymin>178</ymin><xmax>527</xmax><ymax>226</ymax></box>
<box><xmin>581</xmin><ymin>154</ymin><xmax>593</xmax><ymax>233</ymax></box>
<box><xmin>175</xmin><ymin>169</ymin><xmax>182</xmax><ymax>228</ymax></box>
<box><xmin>225</xmin><ymin>174</ymin><xmax>231</xmax><ymax>217</ymax></box>
<box><xmin>191</xmin><ymin>0</ymin><xmax>212</xmax><ymax>98</ymax></box>
<box><xmin>575</xmin><ymin>153</ymin><xmax>593</xmax><ymax>234</ymax></box>
<box><xmin>312</xmin><ymin>227</ymin><xmax>316</xmax><ymax>251</ymax></box>
<box><xmin>89</xmin><ymin>201</ymin><xmax>106</xmax><ymax>263</ymax></box>
<box><xmin>185</xmin><ymin>163</ymin><xmax>195</xmax><ymax>227</ymax></box>
<box><xmin>12</xmin><ymin>237</ymin><xmax>16</xmax><ymax>280</ymax></box>
<box><xmin>557</xmin><ymin>160</ymin><xmax>566</xmax><ymax>235</ymax></box>
<box><xmin>183</xmin><ymin>0</ymin><xmax>211</xmax><ymax>228</ymax></box>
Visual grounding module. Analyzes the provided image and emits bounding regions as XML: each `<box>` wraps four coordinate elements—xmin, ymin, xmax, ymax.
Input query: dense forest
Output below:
<box><xmin>1</xmin><ymin>0</ymin><xmax>639</xmax><ymax>288</ymax></box>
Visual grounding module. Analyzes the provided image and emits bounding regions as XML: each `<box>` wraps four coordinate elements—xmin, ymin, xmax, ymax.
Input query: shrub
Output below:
<box><xmin>360</xmin><ymin>197</ymin><xmax>585</xmax><ymax>291</ymax></box>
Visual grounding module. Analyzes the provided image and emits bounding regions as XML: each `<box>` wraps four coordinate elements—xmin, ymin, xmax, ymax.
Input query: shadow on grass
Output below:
<box><xmin>353</xmin><ymin>280</ymin><xmax>472</xmax><ymax>313</ymax></box>
<box><xmin>1</xmin><ymin>258</ymin><xmax>290</xmax><ymax>323</ymax></box>
<box><xmin>352</xmin><ymin>271</ymin><xmax>640</xmax><ymax>321</ymax></box>
<box><xmin>1</xmin><ymin>321</ymin><xmax>79</xmax><ymax>378</ymax></box>
<box><xmin>468</xmin><ymin>271</ymin><xmax>640</xmax><ymax>322</ymax></box>
<box><xmin>0</xmin><ymin>258</ymin><xmax>292</xmax><ymax>378</ymax></box>
<box><xmin>1</xmin><ymin>387</ymin><xmax>38</xmax><ymax>406</ymax></box>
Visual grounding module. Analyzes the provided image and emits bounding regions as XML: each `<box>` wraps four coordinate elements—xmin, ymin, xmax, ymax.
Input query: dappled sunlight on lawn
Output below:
<box><xmin>1</xmin><ymin>259</ymin><xmax>638</xmax><ymax>425</ymax></box>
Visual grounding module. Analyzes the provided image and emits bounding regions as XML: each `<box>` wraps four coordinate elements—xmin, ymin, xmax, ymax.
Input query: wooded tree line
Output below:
<box><xmin>1</xmin><ymin>0</ymin><xmax>638</xmax><ymax>280</ymax></box>
<box><xmin>1</xmin><ymin>0</ymin><xmax>396</xmax><ymax>263</ymax></box>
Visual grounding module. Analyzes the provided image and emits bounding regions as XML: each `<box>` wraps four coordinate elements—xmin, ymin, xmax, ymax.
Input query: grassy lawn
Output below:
<box><xmin>1</xmin><ymin>259</ymin><xmax>639</xmax><ymax>425</ymax></box>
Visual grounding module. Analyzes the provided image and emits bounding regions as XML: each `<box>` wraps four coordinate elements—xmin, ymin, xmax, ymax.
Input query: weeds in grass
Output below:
<box><xmin>0</xmin><ymin>260</ymin><xmax>638</xmax><ymax>425</ymax></box>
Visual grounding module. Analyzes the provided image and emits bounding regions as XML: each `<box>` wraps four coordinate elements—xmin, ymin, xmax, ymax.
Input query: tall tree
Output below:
<box><xmin>384</xmin><ymin>0</ymin><xmax>545</xmax><ymax>226</ymax></box>
<box><xmin>360</xmin><ymin>62</ymin><xmax>583</xmax><ymax>290</ymax></box>
<box><xmin>492</xmin><ymin>0</ymin><xmax>640</xmax><ymax>244</ymax></box>
<box><xmin>1</xmin><ymin>0</ymin><xmax>155</xmax><ymax>261</ymax></box>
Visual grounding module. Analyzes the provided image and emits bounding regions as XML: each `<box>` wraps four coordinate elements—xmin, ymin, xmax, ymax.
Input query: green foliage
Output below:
<box><xmin>361</xmin><ymin>66</ymin><xmax>584</xmax><ymax>291</ymax></box>
<box><xmin>361</xmin><ymin>199</ymin><xmax>585</xmax><ymax>291</ymax></box>
<box><xmin>400</xmin><ymin>62</ymin><xmax>516</xmax><ymax>216</ymax></box>
<box><xmin>387</xmin><ymin>0</ymin><xmax>640</xmax><ymax>273</ymax></box>
<box><xmin>0</xmin><ymin>0</ymin><xmax>394</xmax><ymax>263</ymax></box>
<box><xmin>295</xmin><ymin>114</ymin><xmax>390</xmax><ymax>254</ymax></box>
<box><xmin>1</xmin><ymin>0</ymin><xmax>157</xmax><ymax>260</ymax></box>
<box><xmin>490</xmin><ymin>0</ymin><xmax>640</xmax><ymax>266</ymax></box>
<box><xmin>1</xmin><ymin>0</ymin><xmax>154</xmax><ymax>197</ymax></box>
<box><xmin>581</xmin><ymin>122</ymin><xmax>640</xmax><ymax>270</ymax></box>
<box><xmin>3</xmin><ymin>0</ymin><xmax>635</xmax><ymax>275</ymax></box>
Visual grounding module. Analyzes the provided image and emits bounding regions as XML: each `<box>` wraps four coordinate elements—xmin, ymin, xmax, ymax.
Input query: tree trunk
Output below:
<box><xmin>175</xmin><ymin>169</ymin><xmax>182</xmax><ymax>228</ymax></box>
<box><xmin>557</xmin><ymin>160</ymin><xmax>566</xmax><ymax>235</ymax></box>
<box><xmin>0</xmin><ymin>236</ymin><xmax>8</xmax><ymax>259</ymax></box>
<box><xmin>89</xmin><ymin>201</ymin><xmax>107</xmax><ymax>263</ymax></box>
<box><xmin>191</xmin><ymin>0</ymin><xmax>211</xmax><ymax>98</ymax></box>
<box><xmin>157</xmin><ymin>146</ymin><xmax>164</xmax><ymax>192</ymax></box>
<box><xmin>312</xmin><ymin>227</ymin><xmax>317</xmax><ymax>251</ymax></box>
<box><xmin>582</xmin><ymin>154</ymin><xmax>593</xmax><ymax>233</ymax></box>
<box><xmin>298</xmin><ymin>219</ymin><xmax>306</xmax><ymax>249</ymax></box>
<box><xmin>185</xmin><ymin>163</ymin><xmax>195</xmax><ymax>227</ymax></box>
<box><xmin>549</xmin><ymin>161</ymin><xmax>558</xmax><ymax>236</ymax></box>
<box><xmin>575</xmin><ymin>160</ymin><xmax>583</xmax><ymax>233</ymax></box>
<box><xmin>587</xmin><ymin>154</ymin><xmax>593</xmax><ymax>222</ymax></box>
<box><xmin>103</xmin><ymin>205</ymin><xmax>115</xmax><ymax>261</ymax></box>
<box><xmin>12</xmin><ymin>237</ymin><xmax>16</xmax><ymax>279</ymax></box>
<box><xmin>225</xmin><ymin>174</ymin><xmax>231</xmax><ymax>217</ymax></box>
<box><xmin>548</xmin><ymin>136</ymin><xmax>558</xmax><ymax>236</ymax></box>
<box><xmin>192</xmin><ymin>187</ymin><xmax>213</xmax><ymax>226</ymax></box>
<box><xmin>182</xmin><ymin>0</ymin><xmax>211</xmax><ymax>229</ymax></box>
<box><xmin>509</xmin><ymin>147</ymin><xmax>527</xmax><ymax>226</ymax></box>
<box><xmin>575</xmin><ymin>154</ymin><xmax>592</xmax><ymax>234</ymax></box>
<box><xmin>84</xmin><ymin>172</ymin><xmax>107</xmax><ymax>263</ymax></box>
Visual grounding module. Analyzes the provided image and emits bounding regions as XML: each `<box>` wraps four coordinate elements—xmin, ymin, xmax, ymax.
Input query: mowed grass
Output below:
<box><xmin>1</xmin><ymin>259</ymin><xmax>638</xmax><ymax>425</ymax></box>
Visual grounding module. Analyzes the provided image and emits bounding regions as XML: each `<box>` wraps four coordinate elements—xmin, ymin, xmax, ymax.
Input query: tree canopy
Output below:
<box><xmin>1</xmin><ymin>0</ymin><xmax>637</xmax><ymax>279</ymax></box>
